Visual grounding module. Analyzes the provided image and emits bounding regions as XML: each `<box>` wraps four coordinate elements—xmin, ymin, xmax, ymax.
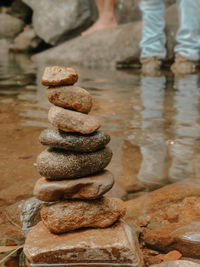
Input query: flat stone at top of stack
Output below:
<box><xmin>41</xmin><ymin>66</ymin><xmax>78</xmax><ymax>86</ymax></box>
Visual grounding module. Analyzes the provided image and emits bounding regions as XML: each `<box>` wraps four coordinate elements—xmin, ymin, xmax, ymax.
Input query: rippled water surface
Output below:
<box><xmin>1</xmin><ymin>53</ymin><xmax>200</xmax><ymax>211</ymax></box>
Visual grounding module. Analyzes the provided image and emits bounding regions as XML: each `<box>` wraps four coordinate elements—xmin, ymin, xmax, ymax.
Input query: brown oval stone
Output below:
<box><xmin>41</xmin><ymin>197</ymin><xmax>126</xmax><ymax>233</ymax></box>
<box><xmin>39</xmin><ymin>129</ymin><xmax>110</xmax><ymax>152</ymax></box>
<box><xmin>48</xmin><ymin>105</ymin><xmax>101</xmax><ymax>134</ymax></box>
<box><xmin>46</xmin><ymin>86</ymin><xmax>92</xmax><ymax>113</ymax></box>
<box><xmin>41</xmin><ymin>66</ymin><xmax>78</xmax><ymax>86</ymax></box>
<box><xmin>34</xmin><ymin>170</ymin><xmax>114</xmax><ymax>201</ymax></box>
<box><xmin>36</xmin><ymin>147</ymin><xmax>112</xmax><ymax>180</ymax></box>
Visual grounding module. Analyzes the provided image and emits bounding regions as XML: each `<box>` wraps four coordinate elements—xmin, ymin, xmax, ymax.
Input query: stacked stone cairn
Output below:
<box><xmin>24</xmin><ymin>66</ymin><xmax>143</xmax><ymax>267</ymax></box>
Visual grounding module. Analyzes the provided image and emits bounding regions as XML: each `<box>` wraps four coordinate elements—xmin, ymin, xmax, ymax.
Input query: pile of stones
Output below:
<box><xmin>24</xmin><ymin>66</ymin><xmax>143</xmax><ymax>267</ymax></box>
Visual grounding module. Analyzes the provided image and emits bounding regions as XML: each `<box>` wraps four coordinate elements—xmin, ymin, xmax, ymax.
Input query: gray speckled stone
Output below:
<box><xmin>34</xmin><ymin>170</ymin><xmax>114</xmax><ymax>201</ymax></box>
<box><xmin>39</xmin><ymin>129</ymin><xmax>110</xmax><ymax>152</ymax></box>
<box><xmin>36</xmin><ymin>147</ymin><xmax>112</xmax><ymax>180</ymax></box>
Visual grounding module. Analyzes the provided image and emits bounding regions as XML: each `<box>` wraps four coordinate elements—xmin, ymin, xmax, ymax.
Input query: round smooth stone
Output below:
<box><xmin>46</xmin><ymin>85</ymin><xmax>92</xmax><ymax>113</ymax></box>
<box><xmin>41</xmin><ymin>197</ymin><xmax>126</xmax><ymax>234</ymax></box>
<box><xmin>36</xmin><ymin>147</ymin><xmax>112</xmax><ymax>180</ymax></box>
<box><xmin>41</xmin><ymin>66</ymin><xmax>78</xmax><ymax>86</ymax></box>
<box><xmin>39</xmin><ymin>129</ymin><xmax>110</xmax><ymax>152</ymax></box>
<box><xmin>34</xmin><ymin>170</ymin><xmax>114</xmax><ymax>201</ymax></box>
<box><xmin>48</xmin><ymin>105</ymin><xmax>101</xmax><ymax>134</ymax></box>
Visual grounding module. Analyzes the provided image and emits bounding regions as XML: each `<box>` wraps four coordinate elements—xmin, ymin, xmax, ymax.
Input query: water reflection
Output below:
<box><xmin>137</xmin><ymin>73</ymin><xmax>200</xmax><ymax>189</ymax></box>
<box><xmin>0</xmin><ymin>53</ymin><xmax>200</xmax><ymax>207</ymax></box>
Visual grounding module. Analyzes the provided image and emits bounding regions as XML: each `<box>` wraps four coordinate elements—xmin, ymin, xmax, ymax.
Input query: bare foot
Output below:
<box><xmin>82</xmin><ymin>17</ymin><xmax>117</xmax><ymax>36</ymax></box>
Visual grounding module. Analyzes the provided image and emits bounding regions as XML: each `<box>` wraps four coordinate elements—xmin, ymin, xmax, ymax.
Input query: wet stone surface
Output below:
<box><xmin>34</xmin><ymin>170</ymin><xmax>114</xmax><ymax>201</ymax></box>
<box><xmin>24</xmin><ymin>220</ymin><xmax>143</xmax><ymax>266</ymax></box>
<box><xmin>41</xmin><ymin>66</ymin><xmax>78</xmax><ymax>86</ymax></box>
<box><xmin>39</xmin><ymin>128</ymin><xmax>110</xmax><ymax>152</ymax></box>
<box><xmin>41</xmin><ymin>197</ymin><xmax>126</xmax><ymax>233</ymax></box>
<box><xmin>36</xmin><ymin>147</ymin><xmax>112</xmax><ymax>180</ymax></box>
<box><xmin>46</xmin><ymin>85</ymin><xmax>92</xmax><ymax>113</ymax></box>
<box><xmin>48</xmin><ymin>105</ymin><xmax>101</xmax><ymax>134</ymax></box>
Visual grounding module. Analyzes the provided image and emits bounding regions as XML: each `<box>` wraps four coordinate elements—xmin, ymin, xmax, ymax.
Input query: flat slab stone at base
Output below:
<box><xmin>24</xmin><ymin>220</ymin><xmax>143</xmax><ymax>266</ymax></box>
<box><xmin>41</xmin><ymin>66</ymin><xmax>78</xmax><ymax>86</ymax></box>
<box><xmin>39</xmin><ymin>129</ymin><xmax>110</xmax><ymax>152</ymax></box>
<box><xmin>34</xmin><ymin>170</ymin><xmax>114</xmax><ymax>201</ymax></box>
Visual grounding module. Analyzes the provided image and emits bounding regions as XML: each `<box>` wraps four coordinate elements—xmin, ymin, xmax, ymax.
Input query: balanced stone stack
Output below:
<box><xmin>24</xmin><ymin>66</ymin><xmax>143</xmax><ymax>267</ymax></box>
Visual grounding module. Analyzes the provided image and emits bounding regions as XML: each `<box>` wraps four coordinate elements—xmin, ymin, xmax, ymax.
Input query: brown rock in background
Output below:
<box><xmin>125</xmin><ymin>179</ymin><xmax>200</xmax><ymax>258</ymax></box>
<box><xmin>48</xmin><ymin>105</ymin><xmax>101</xmax><ymax>134</ymax></box>
<box><xmin>41</xmin><ymin>66</ymin><xmax>78</xmax><ymax>86</ymax></box>
<box><xmin>46</xmin><ymin>85</ymin><xmax>92</xmax><ymax>113</ymax></box>
<box><xmin>41</xmin><ymin>197</ymin><xmax>126</xmax><ymax>233</ymax></box>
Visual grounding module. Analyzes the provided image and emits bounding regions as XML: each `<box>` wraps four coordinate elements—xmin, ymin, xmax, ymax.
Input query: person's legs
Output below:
<box><xmin>82</xmin><ymin>0</ymin><xmax>117</xmax><ymax>36</ymax></box>
<box><xmin>175</xmin><ymin>0</ymin><xmax>200</xmax><ymax>61</ymax></box>
<box><xmin>140</xmin><ymin>0</ymin><xmax>166</xmax><ymax>59</ymax></box>
<box><xmin>171</xmin><ymin>0</ymin><xmax>200</xmax><ymax>73</ymax></box>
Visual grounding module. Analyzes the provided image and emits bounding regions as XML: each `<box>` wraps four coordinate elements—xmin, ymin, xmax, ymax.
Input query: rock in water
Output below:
<box><xmin>24</xmin><ymin>220</ymin><xmax>143</xmax><ymax>266</ymax></box>
<box><xmin>48</xmin><ymin>105</ymin><xmax>101</xmax><ymax>134</ymax></box>
<box><xmin>46</xmin><ymin>86</ymin><xmax>92</xmax><ymax>113</ymax></box>
<box><xmin>36</xmin><ymin>147</ymin><xmax>112</xmax><ymax>179</ymax></box>
<box><xmin>41</xmin><ymin>198</ymin><xmax>125</xmax><ymax>233</ymax></box>
<box><xmin>41</xmin><ymin>66</ymin><xmax>78</xmax><ymax>86</ymax></box>
<box><xmin>34</xmin><ymin>170</ymin><xmax>114</xmax><ymax>201</ymax></box>
<box><xmin>0</xmin><ymin>13</ymin><xmax>24</xmax><ymax>39</ymax></box>
<box><xmin>39</xmin><ymin>129</ymin><xmax>110</xmax><ymax>152</ymax></box>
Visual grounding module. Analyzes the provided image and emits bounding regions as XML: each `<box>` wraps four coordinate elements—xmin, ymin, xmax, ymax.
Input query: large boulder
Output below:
<box><xmin>33</xmin><ymin>22</ymin><xmax>142</xmax><ymax>68</ymax></box>
<box><xmin>0</xmin><ymin>13</ymin><xmax>24</xmax><ymax>39</ymax></box>
<box><xmin>22</xmin><ymin>0</ymin><xmax>95</xmax><ymax>45</ymax></box>
<box><xmin>33</xmin><ymin>3</ymin><xmax>179</xmax><ymax>67</ymax></box>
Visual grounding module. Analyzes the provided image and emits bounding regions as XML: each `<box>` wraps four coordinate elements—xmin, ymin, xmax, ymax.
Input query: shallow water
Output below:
<box><xmin>1</xmin><ymin>53</ymin><xmax>200</xmax><ymax>266</ymax></box>
<box><xmin>1</xmin><ymin>53</ymin><xmax>200</xmax><ymax>210</ymax></box>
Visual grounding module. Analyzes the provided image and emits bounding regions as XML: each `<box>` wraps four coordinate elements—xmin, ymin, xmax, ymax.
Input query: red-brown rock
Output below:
<box><xmin>41</xmin><ymin>197</ymin><xmax>126</xmax><ymax>233</ymax></box>
<box><xmin>34</xmin><ymin>170</ymin><xmax>114</xmax><ymax>201</ymax></box>
<box><xmin>46</xmin><ymin>85</ymin><xmax>92</xmax><ymax>113</ymax></box>
<box><xmin>41</xmin><ymin>66</ymin><xmax>78</xmax><ymax>86</ymax></box>
<box><xmin>48</xmin><ymin>105</ymin><xmax>101</xmax><ymax>134</ymax></box>
<box><xmin>125</xmin><ymin>178</ymin><xmax>200</xmax><ymax>258</ymax></box>
<box><xmin>24</xmin><ymin>220</ymin><xmax>144</xmax><ymax>266</ymax></box>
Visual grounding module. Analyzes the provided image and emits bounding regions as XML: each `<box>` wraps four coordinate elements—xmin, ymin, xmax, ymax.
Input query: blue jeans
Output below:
<box><xmin>140</xmin><ymin>0</ymin><xmax>200</xmax><ymax>60</ymax></box>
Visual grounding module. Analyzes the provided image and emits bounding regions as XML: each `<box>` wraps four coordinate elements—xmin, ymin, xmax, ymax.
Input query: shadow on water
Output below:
<box><xmin>1</xmin><ymin>53</ymin><xmax>200</xmax><ymax>265</ymax></box>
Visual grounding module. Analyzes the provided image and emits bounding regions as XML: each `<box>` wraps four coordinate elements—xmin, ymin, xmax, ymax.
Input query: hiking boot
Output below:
<box><xmin>171</xmin><ymin>54</ymin><xmax>198</xmax><ymax>74</ymax></box>
<box><xmin>140</xmin><ymin>57</ymin><xmax>162</xmax><ymax>76</ymax></box>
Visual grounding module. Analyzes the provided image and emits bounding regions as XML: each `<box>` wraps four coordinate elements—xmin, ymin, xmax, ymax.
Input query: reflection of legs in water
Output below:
<box><xmin>82</xmin><ymin>0</ymin><xmax>117</xmax><ymax>36</ymax></box>
<box><xmin>138</xmin><ymin>75</ymin><xmax>168</xmax><ymax>190</ymax></box>
<box><xmin>171</xmin><ymin>0</ymin><xmax>200</xmax><ymax>74</ymax></box>
<box><xmin>169</xmin><ymin>74</ymin><xmax>200</xmax><ymax>182</ymax></box>
<box><xmin>139</xmin><ymin>0</ymin><xmax>166</xmax><ymax>75</ymax></box>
